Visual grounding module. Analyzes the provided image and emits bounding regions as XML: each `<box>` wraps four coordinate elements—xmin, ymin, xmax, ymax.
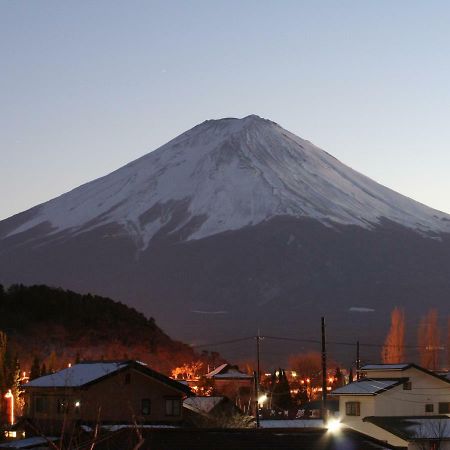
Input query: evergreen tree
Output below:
<box><xmin>40</xmin><ymin>363</ymin><xmax>47</xmax><ymax>377</ymax></box>
<box><xmin>30</xmin><ymin>356</ymin><xmax>41</xmax><ymax>380</ymax></box>
<box><xmin>271</xmin><ymin>368</ymin><xmax>292</xmax><ymax>411</ymax></box>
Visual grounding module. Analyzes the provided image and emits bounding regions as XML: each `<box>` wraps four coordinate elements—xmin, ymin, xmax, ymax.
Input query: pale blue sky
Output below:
<box><xmin>2</xmin><ymin>1</ymin><xmax>450</xmax><ymax>220</ymax></box>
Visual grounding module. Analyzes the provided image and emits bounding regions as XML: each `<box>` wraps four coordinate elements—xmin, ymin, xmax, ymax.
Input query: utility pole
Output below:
<box><xmin>255</xmin><ymin>331</ymin><xmax>261</xmax><ymax>428</ymax></box>
<box><xmin>321</xmin><ymin>317</ymin><xmax>327</xmax><ymax>424</ymax></box>
<box><xmin>356</xmin><ymin>340</ymin><xmax>361</xmax><ymax>381</ymax></box>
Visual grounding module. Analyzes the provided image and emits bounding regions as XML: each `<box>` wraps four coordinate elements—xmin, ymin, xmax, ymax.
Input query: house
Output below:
<box><xmin>331</xmin><ymin>363</ymin><xmax>450</xmax><ymax>448</ymax></box>
<box><xmin>22</xmin><ymin>360</ymin><xmax>192</xmax><ymax>435</ymax></box>
<box><xmin>205</xmin><ymin>364</ymin><xmax>254</xmax><ymax>412</ymax></box>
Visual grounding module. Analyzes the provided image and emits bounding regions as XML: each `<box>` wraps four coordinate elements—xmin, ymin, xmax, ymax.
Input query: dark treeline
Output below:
<box><xmin>0</xmin><ymin>284</ymin><xmax>202</xmax><ymax>374</ymax></box>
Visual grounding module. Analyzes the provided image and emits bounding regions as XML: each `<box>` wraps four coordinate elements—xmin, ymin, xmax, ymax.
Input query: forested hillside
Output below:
<box><xmin>0</xmin><ymin>284</ymin><xmax>208</xmax><ymax>374</ymax></box>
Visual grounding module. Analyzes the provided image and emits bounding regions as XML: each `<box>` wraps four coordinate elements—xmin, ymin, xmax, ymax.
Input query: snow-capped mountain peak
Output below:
<box><xmin>5</xmin><ymin>115</ymin><xmax>450</xmax><ymax>248</ymax></box>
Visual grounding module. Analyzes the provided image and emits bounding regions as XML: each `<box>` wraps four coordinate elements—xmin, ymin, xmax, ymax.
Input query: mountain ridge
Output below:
<box><xmin>3</xmin><ymin>115</ymin><xmax>450</xmax><ymax>251</ymax></box>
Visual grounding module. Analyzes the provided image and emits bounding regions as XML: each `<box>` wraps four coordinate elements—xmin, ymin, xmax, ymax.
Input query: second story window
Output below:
<box><xmin>35</xmin><ymin>397</ymin><xmax>48</xmax><ymax>414</ymax></box>
<box><xmin>141</xmin><ymin>399</ymin><xmax>151</xmax><ymax>415</ymax></box>
<box><xmin>403</xmin><ymin>381</ymin><xmax>412</xmax><ymax>390</ymax></box>
<box><xmin>425</xmin><ymin>404</ymin><xmax>434</xmax><ymax>413</ymax></box>
<box><xmin>165</xmin><ymin>398</ymin><xmax>181</xmax><ymax>417</ymax></box>
<box><xmin>439</xmin><ymin>402</ymin><xmax>450</xmax><ymax>414</ymax></box>
<box><xmin>345</xmin><ymin>401</ymin><xmax>360</xmax><ymax>416</ymax></box>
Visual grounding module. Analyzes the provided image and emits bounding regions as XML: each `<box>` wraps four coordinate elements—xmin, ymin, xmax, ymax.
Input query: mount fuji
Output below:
<box><xmin>2</xmin><ymin>115</ymin><xmax>450</xmax><ymax>361</ymax></box>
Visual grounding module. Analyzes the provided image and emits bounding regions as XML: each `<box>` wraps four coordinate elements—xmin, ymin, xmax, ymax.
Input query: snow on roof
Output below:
<box><xmin>361</xmin><ymin>364</ymin><xmax>410</xmax><ymax>371</ymax></box>
<box><xmin>183</xmin><ymin>396</ymin><xmax>225</xmax><ymax>414</ymax></box>
<box><xmin>260</xmin><ymin>419</ymin><xmax>325</xmax><ymax>428</ymax></box>
<box><xmin>0</xmin><ymin>437</ymin><xmax>58</xmax><ymax>448</ymax></box>
<box><xmin>331</xmin><ymin>379</ymin><xmax>403</xmax><ymax>396</ymax></box>
<box><xmin>25</xmin><ymin>361</ymin><xmax>130</xmax><ymax>387</ymax></box>
<box><xmin>365</xmin><ymin>416</ymin><xmax>450</xmax><ymax>440</ymax></box>
<box><xmin>205</xmin><ymin>364</ymin><xmax>253</xmax><ymax>379</ymax></box>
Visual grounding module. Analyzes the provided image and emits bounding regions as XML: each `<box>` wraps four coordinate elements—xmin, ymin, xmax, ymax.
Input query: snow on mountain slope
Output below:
<box><xmin>5</xmin><ymin>115</ymin><xmax>450</xmax><ymax>247</ymax></box>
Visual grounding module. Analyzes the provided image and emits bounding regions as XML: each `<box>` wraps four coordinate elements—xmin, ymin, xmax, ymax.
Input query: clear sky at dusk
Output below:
<box><xmin>2</xmin><ymin>0</ymin><xmax>450</xmax><ymax>220</ymax></box>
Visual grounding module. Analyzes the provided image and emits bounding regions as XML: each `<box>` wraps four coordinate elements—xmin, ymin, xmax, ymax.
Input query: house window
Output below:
<box><xmin>439</xmin><ymin>402</ymin><xmax>450</xmax><ymax>414</ymax></box>
<box><xmin>345</xmin><ymin>401</ymin><xmax>360</xmax><ymax>416</ymax></box>
<box><xmin>165</xmin><ymin>398</ymin><xmax>181</xmax><ymax>416</ymax></box>
<box><xmin>425</xmin><ymin>404</ymin><xmax>434</xmax><ymax>413</ymax></box>
<box><xmin>35</xmin><ymin>397</ymin><xmax>48</xmax><ymax>414</ymax></box>
<box><xmin>141</xmin><ymin>399</ymin><xmax>151</xmax><ymax>415</ymax></box>
<box><xmin>125</xmin><ymin>373</ymin><xmax>131</xmax><ymax>385</ymax></box>
<box><xmin>403</xmin><ymin>381</ymin><xmax>412</xmax><ymax>390</ymax></box>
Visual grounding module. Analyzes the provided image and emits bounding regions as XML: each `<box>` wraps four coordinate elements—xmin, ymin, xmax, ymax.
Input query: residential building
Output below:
<box><xmin>331</xmin><ymin>363</ymin><xmax>450</xmax><ymax>448</ymax></box>
<box><xmin>22</xmin><ymin>360</ymin><xmax>192</xmax><ymax>435</ymax></box>
<box><xmin>205</xmin><ymin>364</ymin><xmax>254</xmax><ymax>412</ymax></box>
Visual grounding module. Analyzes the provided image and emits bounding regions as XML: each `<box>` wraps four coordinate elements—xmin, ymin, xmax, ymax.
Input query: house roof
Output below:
<box><xmin>331</xmin><ymin>378</ymin><xmax>405</xmax><ymax>396</ymax></box>
<box><xmin>23</xmin><ymin>360</ymin><xmax>192</xmax><ymax>394</ymax></box>
<box><xmin>205</xmin><ymin>364</ymin><xmax>253</xmax><ymax>380</ymax></box>
<box><xmin>361</xmin><ymin>364</ymin><xmax>411</xmax><ymax>371</ymax></box>
<box><xmin>364</xmin><ymin>416</ymin><xmax>450</xmax><ymax>441</ymax></box>
<box><xmin>360</xmin><ymin>363</ymin><xmax>450</xmax><ymax>385</ymax></box>
<box><xmin>0</xmin><ymin>437</ymin><xmax>59</xmax><ymax>448</ymax></box>
<box><xmin>183</xmin><ymin>396</ymin><xmax>226</xmax><ymax>414</ymax></box>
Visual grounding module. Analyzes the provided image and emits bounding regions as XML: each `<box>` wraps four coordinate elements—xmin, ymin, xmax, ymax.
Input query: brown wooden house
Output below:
<box><xmin>205</xmin><ymin>364</ymin><xmax>254</xmax><ymax>412</ymax></box>
<box><xmin>22</xmin><ymin>360</ymin><xmax>192</xmax><ymax>435</ymax></box>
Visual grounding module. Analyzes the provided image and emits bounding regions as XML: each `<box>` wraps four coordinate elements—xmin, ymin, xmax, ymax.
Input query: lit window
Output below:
<box><xmin>425</xmin><ymin>404</ymin><xmax>434</xmax><ymax>413</ymax></box>
<box><xmin>403</xmin><ymin>381</ymin><xmax>412</xmax><ymax>390</ymax></box>
<box><xmin>165</xmin><ymin>398</ymin><xmax>181</xmax><ymax>416</ymax></box>
<box><xmin>141</xmin><ymin>399</ymin><xmax>151</xmax><ymax>415</ymax></box>
<box><xmin>345</xmin><ymin>401</ymin><xmax>360</xmax><ymax>416</ymax></box>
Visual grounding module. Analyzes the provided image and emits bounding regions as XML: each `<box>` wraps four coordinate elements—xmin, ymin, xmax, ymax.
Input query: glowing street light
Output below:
<box><xmin>327</xmin><ymin>419</ymin><xmax>341</xmax><ymax>433</ymax></box>
<box><xmin>258</xmin><ymin>394</ymin><xmax>268</xmax><ymax>407</ymax></box>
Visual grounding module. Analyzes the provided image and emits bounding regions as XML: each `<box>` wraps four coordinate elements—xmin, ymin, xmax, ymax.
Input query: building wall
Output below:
<box><xmin>372</xmin><ymin>369</ymin><xmax>450</xmax><ymax>417</ymax></box>
<box><xmin>24</xmin><ymin>367</ymin><xmax>186</xmax><ymax>434</ymax></box>
<box><xmin>336</xmin><ymin>367</ymin><xmax>450</xmax><ymax>448</ymax></box>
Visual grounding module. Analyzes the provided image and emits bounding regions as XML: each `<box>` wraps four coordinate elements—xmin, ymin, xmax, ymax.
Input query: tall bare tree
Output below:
<box><xmin>381</xmin><ymin>307</ymin><xmax>405</xmax><ymax>363</ymax></box>
<box><xmin>418</xmin><ymin>309</ymin><xmax>440</xmax><ymax>370</ymax></box>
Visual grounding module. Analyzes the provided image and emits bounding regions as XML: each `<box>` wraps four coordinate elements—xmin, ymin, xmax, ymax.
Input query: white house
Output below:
<box><xmin>331</xmin><ymin>363</ymin><xmax>450</xmax><ymax>449</ymax></box>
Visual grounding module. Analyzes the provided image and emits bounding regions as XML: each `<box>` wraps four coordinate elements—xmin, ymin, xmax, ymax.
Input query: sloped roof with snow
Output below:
<box><xmin>331</xmin><ymin>379</ymin><xmax>404</xmax><ymax>396</ymax></box>
<box><xmin>361</xmin><ymin>364</ymin><xmax>411</xmax><ymax>371</ymax></box>
<box><xmin>183</xmin><ymin>396</ymin><xmax>225</xmax><ymax>414</ymax></box>
<box><xmin>365</xmin><ymin>416</ymin><xmax>450</xmax><ymax>441</ymax></box>
<box><xmin>25</xmin><ymin>361</ymin><xmax>128</xmax><ymax>387</ymax></box>
<box><xmin>23</xmin><ymin>360</ymin><xmax>192</xmax><ymax>394</ymax></box>
<box><xmin>205</xmin><ymin>364</ymin><xmax>253</xmax><ymax>380</ymax></box>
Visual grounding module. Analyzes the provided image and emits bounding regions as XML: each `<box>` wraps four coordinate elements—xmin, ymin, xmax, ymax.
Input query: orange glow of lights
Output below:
<box><xmin>306</xmin><ymin>378</ymin><xmax>310</xmax><ymax>383</ymax></box>
<box><xmin>328</xmin><ymin>377</ymin><xmax>334</xmax><ymax>384</ymax></box>
<box><xmin>4</xmin><ymin>390</ymin><xmax>14</xmax><ymax>425</ymax></box>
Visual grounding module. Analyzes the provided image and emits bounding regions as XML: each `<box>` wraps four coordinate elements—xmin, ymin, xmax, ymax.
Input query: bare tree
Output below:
<box><xmin>412</xmin><ymin>418</ymin><xmax>449</xmax><ymax>450</ymax></box>
<box><xmin>381</xmin><ymin>307</ymin><xmax>405</xmax><ymax>363</ymax></box>
<box><xmin>418</xmin><ymin>309</ymin><xmax>440</xmax><ymax>370</ymax></box>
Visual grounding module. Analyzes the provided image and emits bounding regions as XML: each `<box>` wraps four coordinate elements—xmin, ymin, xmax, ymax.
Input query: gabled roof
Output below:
<box><xmin>364</xmin><ymin>416</ymin><xmax>450</xmax><ymax>441</ymax></box>
<box><xmin>205</xmin><ymin>364</ymin><xmax>253</xmax><ymax>380</ymax></box>
<box><xmin>183</xmin><ymin>396</ymin><xmax>226</xmax><ymax>415</ymax></box>
<box><xmin>361</xmin><ymin>364</ymin><xmax>410</xmax><ymax>371</ymax></box>
<box><xmin>331</xmin><ymin>378</ymin><xmax>405</xmax><ymax>396</ymax></box>
<box><xmin>23</xmin><ymin>360</ymin><xmax>192</xmax><ymax>394</ymax></box>
<box><xmin>360</xmin><ymin>363</ymin><xmax>450</xmax><ymax>385</ymax></box>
